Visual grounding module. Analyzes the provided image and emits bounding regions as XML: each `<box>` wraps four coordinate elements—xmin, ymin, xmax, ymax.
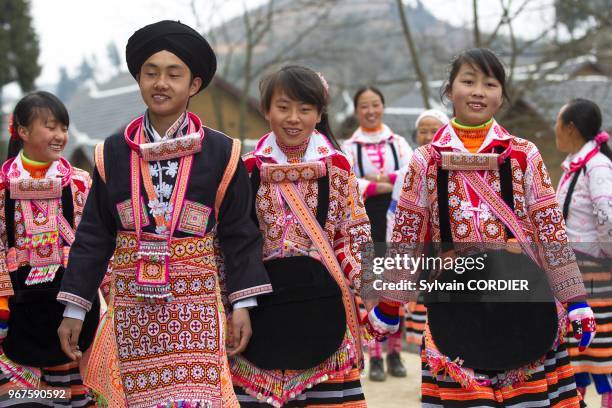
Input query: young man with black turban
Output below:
<box><xmin>56</xmin><ymin>20</ymin><xmax>272</xmax><ymax>407</ymax></box>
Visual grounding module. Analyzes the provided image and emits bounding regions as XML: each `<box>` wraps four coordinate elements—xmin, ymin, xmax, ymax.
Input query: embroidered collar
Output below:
<box><xmin>143</xmin><ymin>110</ymin><xmax>188</xmax><ymax>142</ymax></box>
<box><xmin>253</xmin><ymin>131</ymin><xmax>336</xmax><ymax>164</ymax></box>
<box><xmin>562</xmin><ymin>140</ymin><xmax>598</xmax><ymax>173</ymax></box>
<box><xmin>349</xmin><ymin>124</ymin><xmax>395</xmax><ymax>144</ymax></box>
<box><xmin>124</xmin><ymin>112</ymin><xmax>204</xmax><ymax>161</ymax></box>
<box><xmin>431</xmin><ymin>119</ymin><xmax>512</xmax><ymax>154</ymax></box>
<box><xmin>1</xmin><ymin>153</ymin><xmax>72</xmax><ymax>190</ymax></box>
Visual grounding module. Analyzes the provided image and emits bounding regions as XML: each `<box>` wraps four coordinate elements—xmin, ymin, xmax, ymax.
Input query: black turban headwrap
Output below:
<box><xmin>126</xmin><ymin>20</ymin><xmax>217</xmax><ymax>93</ymax></box>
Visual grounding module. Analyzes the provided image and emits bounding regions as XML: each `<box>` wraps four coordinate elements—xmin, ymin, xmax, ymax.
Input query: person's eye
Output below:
<box><xmin>462</xmin><ymin>80</ymin><xmax>473</xmax><ymax>85</ymax></box>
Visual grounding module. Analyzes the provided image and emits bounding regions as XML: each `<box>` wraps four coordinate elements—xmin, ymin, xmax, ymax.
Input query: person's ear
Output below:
<box><xmin>189</xmin><ymin>77</ymin><xmax>203</xmax><ymax>97</ymax></box>
<box><xmin>17</xmin><ymin>126</ymin><xmax>29</xmax><ymax>142</ymax></box>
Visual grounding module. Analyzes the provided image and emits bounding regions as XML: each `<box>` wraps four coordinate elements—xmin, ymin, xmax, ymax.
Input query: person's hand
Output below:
<box><xmin>375</xmin><ymin>182</ymin><xmax>393</xmax><ymax>195</ymax></box>
<box><xmin>227</xmin><ymin>308</ymin><xmax>252</xmax><ymax>357</ymax></box>
<box><xmin>568</xmin><ymin>302</ymin><xmax>596</xmax><ymax>352</ymax></box>
<box><xmin>364</xmin><ymin>174</ymin><xmax>391</xmax><ymax>183</ymax></box>
<box><xmin>362</xmin><ymin>302</ymin><xmax>400</xmax><ymax>341</ymax></box>
<box><xmin>58</xmin><ymin>317</ymin><xmax>83</xmax><ymax>361</ymax></box>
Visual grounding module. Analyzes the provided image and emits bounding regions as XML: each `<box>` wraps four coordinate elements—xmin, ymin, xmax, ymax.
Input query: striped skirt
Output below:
<box><xmin>422</xmin><ymin>341</ymin><xmax>584</xmax><ymax>407</ymax></box>
<box><xmin>567</xmin><ymin>299</ymin><xmax>612</xmax><ymax>375</ymax></box>
<box><xmin>405</xmin><ymin>301</ymin><xmax>426</xmax><ymax>353</ymax></box>
<box><xmin>0</xmin><ymin>361</ymin><xmax>94</xmax><ymax>407</ymax></box>
<box><xmin>566</xmin><ymin>267</ymin><xmax>612</xmax><ymax>375</ymax></box>
<box><xmin>233</xmin><ymin>368</ymin><xmax>366</xmax><ymax>407</ymax></box>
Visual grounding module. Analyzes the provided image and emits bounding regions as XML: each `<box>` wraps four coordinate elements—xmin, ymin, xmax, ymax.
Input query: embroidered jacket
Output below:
<box><xmin>557</xmin><ymin>140</ymin><xmax>612</xmax><ymax>259</ymax></box>
<box><xmin>342</xmin><ymin>124</ymin><xmax>413</xmax><ymax>198</ymax></box>
<box><xmin>387</xmin><ymin>120</ymin><xmax>587</xmax><ymax>303</ymax></box>
<box><xmin>58</xmin><ymin>112</ymin><xmax>271</xmax><ymax>311</ymax></box>
<box><xmin>233</xmin><ymin>131</ymin><xmax>371</xmax><ymax>405</ymax></box>
<box><xmin>57</xmin><ymin>112</ymin><xmax>271</xmax><ymax>408</ymax></box>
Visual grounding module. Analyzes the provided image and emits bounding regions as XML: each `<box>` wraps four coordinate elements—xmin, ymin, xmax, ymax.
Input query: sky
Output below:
<box><xmin>5</xmin><ymin>0</ymin><xmax>556</xmax><ymax>96</ymax></box>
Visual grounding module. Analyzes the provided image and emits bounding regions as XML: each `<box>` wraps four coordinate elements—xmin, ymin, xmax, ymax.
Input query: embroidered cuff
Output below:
<box><xmin>389</xmin><ymin>172</ymin><xmax>397</xmax><ymax>185</ymax></box>
<box><xmin>228</xmin><ymin>284</ymin><xmax>273</xmax><ymax>304</ymax></box>
<box><xmin>365</xmin><ymin>182</ymin><xmax>378</xmax><ymax>198</ymax></box>
<box><xmin>57</xmin><ymin>291</ymin><xmax>93</xmax><ymax>312</ymax></box>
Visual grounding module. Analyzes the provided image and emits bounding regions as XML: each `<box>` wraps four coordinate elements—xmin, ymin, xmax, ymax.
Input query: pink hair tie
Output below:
<box><xmin>316</xmin><ymin>72</ymin><xmax>329</xmax><ymax>96</ymax></box>
<box><xmin>595</xmin><ymin>131</ymin><xmax>610</xmax><ymax>146</ymax></box>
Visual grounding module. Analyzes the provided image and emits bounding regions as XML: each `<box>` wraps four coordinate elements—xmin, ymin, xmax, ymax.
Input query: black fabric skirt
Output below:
<box><xmin>242</xmin><ymin>256</ymin><xmax>346</xmax><ymax>370</ymax></box>
<box><xmin>364</xmin><ymin>192</ymin><xmax>391</xmax><ymax>247</ymax></box>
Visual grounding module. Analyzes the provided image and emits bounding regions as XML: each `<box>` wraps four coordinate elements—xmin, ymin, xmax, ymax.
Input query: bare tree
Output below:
<box><xmin>473</xmin><ymin>0</ymin><xmax>481</xmax><ymax>47</ymax></box>
<box><xmin>396</xmin><ymin>0</ymin><xmax>431</xmax><ymax>109</ymax></box>
<box><xmin>191</xmin><ymin>0</ymin><xmax>343</xmax><ymax>140</ymax></box>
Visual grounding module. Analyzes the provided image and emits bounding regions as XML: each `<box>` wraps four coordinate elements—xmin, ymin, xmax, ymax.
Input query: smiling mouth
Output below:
<box><xmin>152</xmin><ymin>94</ymin><xmax>170</xmax><ymax>102</ymax></box>
<box><xmin>283</xmin><ymin>128</ymin><xmax>302</xmax><ymax>136</ymax></box>
<box><xmin>49</xmin><ymin>144</ymin><xmax>64</xmax><ymax>152</ymax></box>
<box><xmin>468</xmin><ymin>102</ymin><xmax>486</xmax><ymax>110</ymax></box>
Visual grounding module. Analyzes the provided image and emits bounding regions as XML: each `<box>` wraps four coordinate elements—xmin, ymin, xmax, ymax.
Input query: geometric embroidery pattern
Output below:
<box><xmin>110</xmin><ymin>230</ymin><xmax>231</xmax><ymax>407</ymax></box>
<box><xmin>177</xmin><ymin>200</ymin><xmax>210</xmax><ymax>237</ymax></box>
<box><xmin>116</xmin><ymin>198</ymin><xmax>150</xmax><ymax>230</ymax></box>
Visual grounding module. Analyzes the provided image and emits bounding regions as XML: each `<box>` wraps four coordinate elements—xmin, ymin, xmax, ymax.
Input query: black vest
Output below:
<box><xmin>102</xmin><ymin>127</ymin><xmax>237</xmax><ymax>235</ymax></box>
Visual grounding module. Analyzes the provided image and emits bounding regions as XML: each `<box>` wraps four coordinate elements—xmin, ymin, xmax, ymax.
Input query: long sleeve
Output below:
<box><xmin>388</xmin><ymin>137</ymin><xmax>413</xmax><ymax>184</ymax></box>
<box><xmin>587</xmin><ymin>162</ymin><xmax>612</xmax><ymax>257</ymax></box>
<box><xmin>524</xmin><ymin>147</ymin><xmax>586</xmax><ymax>302</ymax></box>
<box><xmin>377</xmin><ymin>149</ymin><xmax>430</xmax><ymax>305</ymax></box>
<box><xmin>217</xmin><ymin>160</ymin><xmax>272</xmax><ymax>304</ymax></box>
<box><xmin>58</xmin><ymin>168</ymin><xmax>117</xmax><ymax>311</ymax></box>
<box><xmin>386</xmin><ymin>165</ymin><xmax>409</xmax><ymax>242</ymax></box>
<box><xmin>333</xmin><ymin>170</ymin><xmax>372</xmax><ymax>291</ymax></box>
<box><xmin>342</xmin><ymin>139</ymin><xmax>370</xmax><ymax>199</ymax></box>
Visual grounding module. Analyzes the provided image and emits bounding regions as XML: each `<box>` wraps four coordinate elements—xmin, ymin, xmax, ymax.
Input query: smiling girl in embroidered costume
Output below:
<box><xmin>231</xmin><ymin>65</ymin><xmax>371</xmax><ymax>407</ymax></box>
<box><xmin>56</xmin><ymin>20</ymin><xmax>272</xmax><ymax>408</ymax></box>
<box><xmin>364</xmin><ymin>48</ymin><xmax>595</xmax><ymax>407</ymax></box>
<box><xmin>0</xmin><ymin>91</ymin><xmax>98</xmax><ymax>406</ymax></box>
<box><xmin>555</xmin><ymin>99</ymin><xmax>612</xmax><ymax>407</ymax></box>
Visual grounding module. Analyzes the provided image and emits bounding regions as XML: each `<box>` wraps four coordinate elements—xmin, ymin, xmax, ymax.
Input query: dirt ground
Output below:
<box><xmin>361</xmin><ymin>352</ymin><xmax>600</xmax><ymax>407</ymax></box>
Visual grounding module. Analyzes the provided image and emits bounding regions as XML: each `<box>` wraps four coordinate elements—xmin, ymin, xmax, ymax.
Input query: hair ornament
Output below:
<box><xmin>316</xmin><ymin>72</ymin><xmax>329</xmax><ymax>96</ymax></box>
<box><xmin>595</xmin><ymin>130</ymin><xmax>610</xmax><ymax>146</ymax></box>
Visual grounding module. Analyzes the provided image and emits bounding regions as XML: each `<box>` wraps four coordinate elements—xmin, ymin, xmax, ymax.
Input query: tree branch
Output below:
<box><xmin>396</xmin><ymin>0</ymin><xmax>431</xmax><ymax>108</ymax></box>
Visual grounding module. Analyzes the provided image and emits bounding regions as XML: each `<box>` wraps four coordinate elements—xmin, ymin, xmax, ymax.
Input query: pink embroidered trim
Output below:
<box><xmin>228</xmin><ymin>284</ymin><xmax>273</xmax><ymax>304</ymax></box>
<box><xmin>260</xmin><ymin>161</ymin><xmax>327</xmax><ymax>183</ymax></box>
<box><xmin>123</xmin><ymin>112</ymin><xmax>205</xmax><ymax>162</ymax></box>
<box><xmin>57</xmin><ymin>291</ymin><xmax>93</xmax><ymax>311</ymax></box>
<box><xmin>9</xmin><ymin>178</ymin><xmax>62</xmax><ymax>199</ymax></box>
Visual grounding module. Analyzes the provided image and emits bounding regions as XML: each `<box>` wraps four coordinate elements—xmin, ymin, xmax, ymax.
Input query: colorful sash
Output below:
<box><xmin>277</xmin><ymin>182</ymin><xmax>363</xmax><ymax>366</ymax></box>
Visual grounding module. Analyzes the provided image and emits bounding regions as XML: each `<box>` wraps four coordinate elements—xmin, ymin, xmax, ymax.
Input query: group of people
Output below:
<box><xmin>0</xmin><ymin>19</ymin><xmax>608</xmax><ymax>408</ymax></box>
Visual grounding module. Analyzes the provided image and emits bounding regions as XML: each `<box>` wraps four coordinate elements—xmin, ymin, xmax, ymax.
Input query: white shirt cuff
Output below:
<box><xmin>233</xmin><ymin>297</ymin><xmax>258</xmax><ymax>310</ymax></box>
<box><xmin>63</xmin><ymin>303</ymin><xmax>87</xmax><ymax>321</ymax></box>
